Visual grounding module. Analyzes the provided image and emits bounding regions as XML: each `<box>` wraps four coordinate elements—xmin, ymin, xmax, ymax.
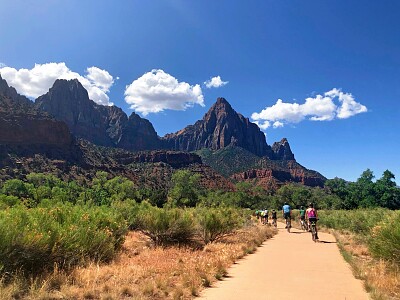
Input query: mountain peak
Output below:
<box><xmin>272</xmin><ymin>138</ymin><xmax>295</xmax><ymax>160</ymax></box>
<box><xmin>163</xmin><ymin>97</ymin><xmax>273</xmax><ymax>157</ymax></box>
<box><xmin>216</xmin><ymin>97</ymin><xmax>230</xmax><ymax>105</ymax></box>
<box><xmin>212</xmin><ymin>97</ymin><xmax>233</xmax><ymax>112</ymax></box>
<box><xmin>0</xmin><ymin>75</ymin><xmax>33</xmax><ymax>110</ymax></box>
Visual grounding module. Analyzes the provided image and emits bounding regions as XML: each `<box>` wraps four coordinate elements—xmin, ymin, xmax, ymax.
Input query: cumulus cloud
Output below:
<box><xmin>124</xmin><ymin>69</ymin><xmax>204</xmax><ymax>115</ymax></box>
<box><xmin>251</xmin><ymin>89</ymin><xmax>367</xmax><ymax>130</ymax></box>
<box><xmin>204</xmin><ymin>76</ymin><xmax>228</xmax><ymax>88</ymax></box>
<box><xmin>0</xmin><ymin>63</ymin><xmax>115</xmax><ymax>105</ymax></box>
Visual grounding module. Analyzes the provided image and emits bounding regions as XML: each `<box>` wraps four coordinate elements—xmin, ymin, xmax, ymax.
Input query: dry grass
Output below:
<box><xmin>333</xmin><ymin>231</ymin><xmax>400</xmax><ymax>300</ymax></box>
<box><xmin>0</xmin><ymin>224</ymin><xmax>275</xmax><ymax>300</ymax></box>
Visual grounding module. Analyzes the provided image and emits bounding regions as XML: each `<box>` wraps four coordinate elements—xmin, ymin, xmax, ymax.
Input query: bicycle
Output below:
<box><xmin>285</xmin><ymin>217</ymin><xmax>291</xmax><ymax>233</ymax></box>
<box><xmin>309</xmin><ymin>219</ymin><xmax>318</xmax><ymax>242</ymax></box>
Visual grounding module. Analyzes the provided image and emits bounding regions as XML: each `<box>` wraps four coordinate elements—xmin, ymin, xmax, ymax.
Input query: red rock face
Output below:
<box><xmin>163</xmin><ymin>98</ymin><xmax>274</xmax><ymax>157</ymax></box>
<box><xmin>35</xmin><ymin>79</ymin><xmax>160</xmax><ymax>151</ymax></box>
<box><xmin>231</xmin><ymin>161</ymin><xmax>325</xmax><ymax>189</ymax></box>
<box><xmin>0</xmin><ymin>113</ymin><xmax>72</xmax><ymax>146</ymax></box>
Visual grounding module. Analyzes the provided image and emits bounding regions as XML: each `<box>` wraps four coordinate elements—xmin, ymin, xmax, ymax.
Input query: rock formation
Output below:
<box><xmin>163</xmin><ymin>97</ymin><xmax>273</xmax><ymax>157</ymax></box>
<box><xmin>0</xmin><ymin>76</ymin><xmax>73</xmax><ymax>147</ymax></box>
<box><xmin>35</xmin><ymin>79</ymin><xmax>160</xmax><ymax>151</ymax></box>
<box><xmin>272</xmin><ymin>138</ymin><xmax>295</xmax><ymax>160</ymax></box>
<box><xmin>231</xmin><ymin>160</ymin><xmax>325</xmax><ymax>188</ymax></box>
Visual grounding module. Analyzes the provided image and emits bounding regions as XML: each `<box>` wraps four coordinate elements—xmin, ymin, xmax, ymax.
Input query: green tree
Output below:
<box><xmin>375</xmin><ymin>170</ymin><xmax>400</xmax><ymax>209</ymax></box>
<box><xmin>168</xmin><ymin>170</ymin><xmax>201</xmax><ymax>207</ymax></box>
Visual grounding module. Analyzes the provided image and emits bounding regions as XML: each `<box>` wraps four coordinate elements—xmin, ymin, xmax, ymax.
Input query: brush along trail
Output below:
<box><xmin>199</xmin><ymin>222</ymin><xmax>369</xmax><ymax>300</ymax></box>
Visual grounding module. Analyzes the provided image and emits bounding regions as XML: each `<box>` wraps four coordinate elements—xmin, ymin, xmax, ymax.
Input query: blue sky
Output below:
<box><xmin>0</xmin><ymin>0</ymin><xmax>399</xmax><ymax>182</ymax></box>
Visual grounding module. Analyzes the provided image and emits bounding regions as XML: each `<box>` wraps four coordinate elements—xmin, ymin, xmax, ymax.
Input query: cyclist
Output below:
<box><xmin>306</xmin><ymin>203</ymin><xmax>319</xmax><ymax>239</ymax></box>
<box><xmin>299</xmin><ymin>206</ymin><xmax>306</xmax><ymax>230</ymax></box>
<box><xmin>271</xmin><ymin>209</ymin><xmax>277</xmax><ymax>227</ymax></box>
<box><xmin>282</xmin><ymin>202</ymin><xmax>291</xmax><ymax>228</ymax></box>
<box><xmin>263</xmin><ymin>208</ymin><xmax>269</xmax><ymax>225</ymax></box>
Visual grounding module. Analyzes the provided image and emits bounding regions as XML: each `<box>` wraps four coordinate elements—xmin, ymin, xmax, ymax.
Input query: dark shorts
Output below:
<box><xmin>308</xmin><ymin>217</ymin><xmax>317</xmax><ymax>224</ymax></box>
<box><xmin>300</xmin><ymin>216</ymin><xmax>305</xmax><ymax>220</ymax></box>
<box><xmin>284</xmin><ymin>212</ymin><xmax>291</xmax><ymax>219</ymax></box>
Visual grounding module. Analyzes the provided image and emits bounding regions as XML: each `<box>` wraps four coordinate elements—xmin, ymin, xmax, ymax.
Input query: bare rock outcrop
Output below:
<box><xmin>163</xmin><ymin>98</ymin><xmax>273</xmax><ymax>157</ymax></box>
<box><xmin>35</xmin><ymin>79</ymin><xmax>160</xmax><ymax>151</ymax></box>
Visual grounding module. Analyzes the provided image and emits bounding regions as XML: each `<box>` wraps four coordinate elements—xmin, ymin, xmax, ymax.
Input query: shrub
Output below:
<box><xmin>0</xmin><ymin>203</ymin><xmax>127</xmax><ymax>275</ymax></box>
<box><xmin>111</xmin><ymin>199</ymin><xmax>141</xmax><ymax>229</ymax></box>
<box><xmin>317</xmin><ymin>208</ymin><xmax>393</xmax><ymax>234</ymax></box>
<box><xmin>136</xmin><ymin>206</ymin><xmax>195</xmax><ymax>246</ymax></box>
<box><xmin>194</xmin><ymin>207</ymin><xmax>245</xmax><ymax>244</ymax></box>
<box><xmin>369</xmin><ymin>211</ymin><xmax>400</xmax><ymax>265</ymax></box>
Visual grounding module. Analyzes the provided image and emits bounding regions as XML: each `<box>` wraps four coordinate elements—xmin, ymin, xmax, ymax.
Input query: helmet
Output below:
<box><xmin>300</xmin><ymin>206</ymin><xmax>304</xmax><ymax>210</ymax></box>
<box><xmin>284</xmin><ymin>202</ymin><xmax>288</xmax><ymax>205</ymax></box>
<box><xmin>309</xmin><ymin>203</ymin><xmax>314</xmax><ymax>208</ymax></box>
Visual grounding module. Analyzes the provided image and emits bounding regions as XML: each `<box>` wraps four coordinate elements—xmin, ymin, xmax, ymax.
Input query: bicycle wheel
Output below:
<box><xmin>311</xmin><ymin>224</ymin><xmax>316</xmax><ymax>242</ymax></box>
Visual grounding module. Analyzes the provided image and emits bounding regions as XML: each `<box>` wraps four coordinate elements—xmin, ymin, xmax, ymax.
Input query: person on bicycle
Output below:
<box><xmin>271</xmin><ymin>209</ymin><xmax>277</xmax><ymax>226</ymax></box>
<box><xmin>306</xmin><ymin>203</ymin><xmax>319</xmax><ymax>239</ymax></box>
<box><xmin>299</xmin><ymin>206</ymin><xmax>306</xmax><ymax>229</ymax></box>
<box><xmin>263</xmin><ymin>208</ymin><xmax>269</xmax><ymax>225</ymax></box>
<box><xmin>282</xmin><ymin>202</ymin><xmax>291</xmax><ymax>228</ymax></box>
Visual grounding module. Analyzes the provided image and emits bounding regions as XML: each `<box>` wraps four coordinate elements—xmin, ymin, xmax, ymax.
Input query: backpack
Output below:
<box><xmin>308</xmin><ymin>208</ymin><xmax>316</xmax><ymax>218</ymax></box>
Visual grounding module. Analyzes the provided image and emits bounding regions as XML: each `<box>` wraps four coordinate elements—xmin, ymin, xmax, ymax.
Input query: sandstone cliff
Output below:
<box><xmin>231</xmin><ymin>160</ymin><xmax>325</xmax><ymax>189</ymax></box>
<box><xmin>0</xmin><ymin>76</ymin><xmax>73</xmax><ymax>148</ymax></box>
<box><xmin>163</xmin><ymin>98</ymin><xmax>274</xmax><ymax>157</ymax></box>
<box><xmin>272</xmin><ymin>138</ymin><xmax>295</xmax><ymax>160</ymax></box>
<box><xmin>35</xmin><ymin>79</ymin><xmax>160</xmax><ymax>151</ymax></box>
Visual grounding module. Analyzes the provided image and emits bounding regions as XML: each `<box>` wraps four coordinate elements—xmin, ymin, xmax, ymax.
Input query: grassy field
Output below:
<box><xmin>0</xmin><ymin>223</ymin><xmax>275</xmax><ymax>300</ymax></box>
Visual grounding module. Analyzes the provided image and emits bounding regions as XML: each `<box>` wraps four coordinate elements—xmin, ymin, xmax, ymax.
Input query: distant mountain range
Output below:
<box><xmin>0</xmin><ymin>75</ymin><xmax>326</xmax><ymax>189</ymax></box>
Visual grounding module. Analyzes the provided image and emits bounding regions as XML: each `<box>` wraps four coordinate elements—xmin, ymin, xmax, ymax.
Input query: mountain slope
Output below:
<box><xmin>0</xmin><ymin>75</ymin><xmax>73</xmax><ymax>148</ymax></box>
<box><xmin>163</xmin><ymin>97</ymin><xmax>274</xmax><ymax>157</ymax></box>
<box><xmin>196</xmin><ymin>146</ymin><xmax>325</xmax><ymax>188</ymax></box>
<box><xmin>35</xmin><ymin>79</ymin><xmax>161</xmax><ymax>151</ymax></box>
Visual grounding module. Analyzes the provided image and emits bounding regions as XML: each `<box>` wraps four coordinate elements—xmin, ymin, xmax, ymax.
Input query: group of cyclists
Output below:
<box><xmin>255</xmin><ymin>208</ymin><xmax>278</xmax><ymax>226</ymax></box>
<box><xmin>255</xmin><ymin>202</ymin><xmax>319</xmax><ymax>240</ymax></box>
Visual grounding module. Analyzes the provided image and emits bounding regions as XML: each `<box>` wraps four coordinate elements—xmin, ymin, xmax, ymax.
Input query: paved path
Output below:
<box><xmin>199</xmin><ymin>222</ymin><xmax>369</xmax><ymax>300</ymax></box>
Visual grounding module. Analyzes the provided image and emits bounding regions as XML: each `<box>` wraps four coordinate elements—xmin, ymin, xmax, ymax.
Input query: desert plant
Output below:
<box><xmin>194</xmin><ymin>207</ymin><xmax>245</xmax><ymax>244</ymax></box>
<box><xmin>136</xmin><ymin>206</ymin><xmax>195</xmax><ymax>245</ymax></box>
<box><xmin>0</xmin><ymin>203</ymin><xmax>127</xmax><ymax>275</ymax></box>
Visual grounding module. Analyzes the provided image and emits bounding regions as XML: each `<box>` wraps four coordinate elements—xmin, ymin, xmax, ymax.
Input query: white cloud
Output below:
<box><xmin>124</xmin><ymin>69</ymin><xmax>204</xmax><ymax>115</ymax></box>
<box><xmin>0</xmin><ymin>63</ymin><xmax>115</xmax><ymax>106</ymax></box>
<box><xmin>251</xmin><ymin>89</ymin><xmax>367</xmax><ymax>130</ymax></box>
<box><xmin>254</xmin><ymin>120</ymin><xmax>271</xmax><ymax>130</ymax></box>
<box><xmin>204</xmin><ymin>76</ymin><xmax>228</xmax><ymax>88</ymax></box>
<box><xmin>273</xmin><ymin>121</ymin><xmax>284</xmax><ymax>128</ymax></box>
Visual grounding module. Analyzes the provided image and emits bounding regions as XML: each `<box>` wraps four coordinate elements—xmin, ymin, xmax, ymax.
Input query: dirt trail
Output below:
<box><xmin>199</xmin><ymin>222</ymin><xmax>369</xmax><ymax>300</ymax></box>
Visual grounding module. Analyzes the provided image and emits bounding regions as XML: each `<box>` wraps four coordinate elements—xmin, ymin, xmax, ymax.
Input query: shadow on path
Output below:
<box><xmin>317</xmin><ymin>240</ymin><xmax>337</xmax><ymax>244</ymax></box>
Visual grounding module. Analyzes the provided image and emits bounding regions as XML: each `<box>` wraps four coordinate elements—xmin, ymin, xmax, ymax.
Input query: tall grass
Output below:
<box><xmin>368</xmin><ymin>210</ymin><xmax>400</xmax><ymax>265</ymax></box>
<box><xmin>318</xmin><ymin>209</ymin><xmax>400</xmax><ymax>265</ymax></box>
<box><xmin>318</xmin><ymin>208</ymin><xmax>395</xmax><ymax>234</ymax></box>
<box><xmin>0</xmin><ymin>203</ymin><xmax>127</xmax><ymax>275</ymax></box>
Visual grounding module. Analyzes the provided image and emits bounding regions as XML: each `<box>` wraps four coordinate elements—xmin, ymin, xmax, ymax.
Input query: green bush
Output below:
<box><xmin>111</xmin><ymin>199</ymin><xmax>141</xmax><ymax>229</ymax></box>
<box><xmin>194</xmin><ymin>207</ymin><xmax>245</xmax><ymax>243</ymax></box>
<box><xmin>317</xmin><ymin>208</ymin><xmax>393</xmax><ymax>234</ymax></box>
<box><xmin>136</xmin><ymin>206</ymin><xmax>195</xmax><ymax>245</ymax></box>
<box><xmin>0</xmin><ymin>203</ymin><xmax>127</xmax><ymax>275</ymax></box>
<box><xmin>0</xmin><ymin>194</ymin><xmax>21</xmax><ymax>208</ymax></box>
<box><xmin>369</xmin><ymin>211</ymin><xmax>400</xmax><ymax>265</ymax></box>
